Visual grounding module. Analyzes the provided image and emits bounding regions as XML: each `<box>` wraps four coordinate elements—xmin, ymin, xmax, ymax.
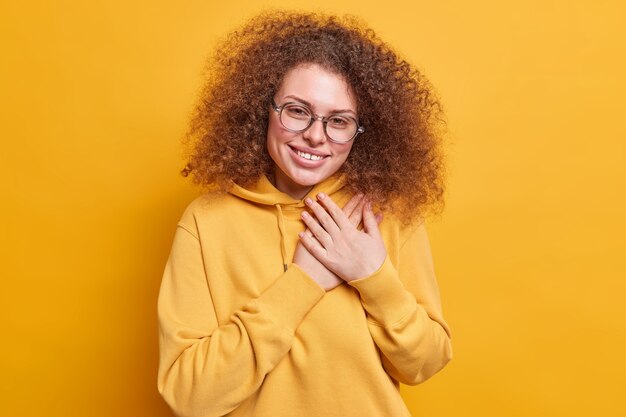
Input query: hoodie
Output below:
<box><xmin>157</xmin><ymin>174</ymin><xmax>452</xmax><ymax>417</ymax></box>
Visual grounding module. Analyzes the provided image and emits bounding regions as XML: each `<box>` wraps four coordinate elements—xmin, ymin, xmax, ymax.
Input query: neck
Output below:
<box><xmin>269</xmin><ymin>171</ymin><xmax>314</xmax><ymax>200</ymax></box>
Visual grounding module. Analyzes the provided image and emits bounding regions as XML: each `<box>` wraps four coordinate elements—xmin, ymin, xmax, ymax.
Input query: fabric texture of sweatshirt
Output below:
<box><xmin>157</xmin><ymin>174</ymin><xmax>452</xmax><ymax>417</ymax></box>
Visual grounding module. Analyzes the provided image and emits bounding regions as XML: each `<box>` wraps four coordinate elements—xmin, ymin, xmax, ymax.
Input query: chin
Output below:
<box><xmin>289</xmin><ymin>168</ymin><xmax>332</xmax><ymax>187</ymax></box>
<box><xmin>288</xmin><ymin>176</ymin><xmax>323</xmax><ymax>189</ymax></box>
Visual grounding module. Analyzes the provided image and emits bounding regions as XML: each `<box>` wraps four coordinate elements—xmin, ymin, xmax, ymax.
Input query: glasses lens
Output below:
<box><xmin>325</xmin><ymin>115</ymin><xmax>358</xmax><ymax>143</ymax></box>
<box><xmin>280</xmin><ymin>104</ymin><xmax>312</xmax><ymax>131</ymax></box>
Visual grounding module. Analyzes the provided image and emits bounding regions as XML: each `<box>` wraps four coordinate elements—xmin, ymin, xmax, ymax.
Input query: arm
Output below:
<box><xmin>297</xmin><ymin>194</ymin><xmax>451</xmax><ymax>385</ymax></box>
<box><xmin>157</xmin><ymin>225</ymin><xmax>324</xmax><ymax>417</ymax></box>
<box><xmin>348</xmin><ymin>223</ymin><xmax>452</xmax><ymax>385</ymax></box>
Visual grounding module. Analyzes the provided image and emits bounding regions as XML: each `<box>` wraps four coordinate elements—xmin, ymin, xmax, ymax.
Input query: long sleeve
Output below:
<box><xmin>157</xmin><ymin>225</ymin><xmax>325</xmax><ymax>417</ymax></box>
<box><xmin>348</xmin><ymin>223</ymin><xmax>452</xmax><ymax>385</ymax></box>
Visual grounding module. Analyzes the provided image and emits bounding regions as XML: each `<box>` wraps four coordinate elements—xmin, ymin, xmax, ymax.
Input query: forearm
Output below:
<box><xmin>348</xmin><ymin>229</ymin><xmax>452</xmax><ymax>385</ymax></box>
<box><xmin>158</xmin><ymin>227</ymin><xmax>324</xmax><ymax>416</ymax></box>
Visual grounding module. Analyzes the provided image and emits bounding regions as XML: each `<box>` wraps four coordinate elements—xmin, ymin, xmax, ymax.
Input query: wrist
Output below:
<box><xmin>343</xmin><ymin>252</ymin><xmax>386</xmax><ymax>282</ymax></box>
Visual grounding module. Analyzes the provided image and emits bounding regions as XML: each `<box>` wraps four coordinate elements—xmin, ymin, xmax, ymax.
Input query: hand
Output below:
<box><xmin>298</xmin><ymin>193</ymin><xmax>387</xmax><ymax>282</ymax></box>
<box><xmin>293</xmin><ymin>194</ymin><xmax>374</xmax><ymax>291</ymax></box>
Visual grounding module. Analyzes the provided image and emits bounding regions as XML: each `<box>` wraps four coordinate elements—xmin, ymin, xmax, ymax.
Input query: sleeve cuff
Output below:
<box><xmin>348</xmin><ymin>255</ymin><xmax>416</xmax><ymax>327</ymax></box>
<box><xmin>254</xmin><ymin>264</ymin><xmax>325</xmax><ymax>333</ymax></box>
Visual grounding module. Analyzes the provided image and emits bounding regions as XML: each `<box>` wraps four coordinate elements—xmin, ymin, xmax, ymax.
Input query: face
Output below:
<box><xmin>267</xmin><ymin>64</ymin><xmax>357</xmax><ymax>199</ymax></box>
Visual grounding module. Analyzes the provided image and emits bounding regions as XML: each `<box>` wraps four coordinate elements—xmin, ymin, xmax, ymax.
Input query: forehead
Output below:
<box><xmin>276</xmin><ymin>64</ymin><xmax>356</xmax><ymax>111</ymax></box>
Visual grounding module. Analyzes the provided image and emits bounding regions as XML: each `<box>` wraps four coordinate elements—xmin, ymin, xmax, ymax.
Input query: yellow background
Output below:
<box><xmin>1</xmin><ymin>0</ymin><xmax>624</xmax><ymax>416</ymax></box>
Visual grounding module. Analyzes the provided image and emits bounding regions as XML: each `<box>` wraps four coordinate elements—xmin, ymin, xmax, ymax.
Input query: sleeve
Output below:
<box><xmin>347</xmin><ymin>223</ymin><xmax>452</xmax><ymax>385</ymax></box>
<box><xmin>157</xmin><ymin>225</ymin><xmax>325</xmax><ymax>417</ymax></box>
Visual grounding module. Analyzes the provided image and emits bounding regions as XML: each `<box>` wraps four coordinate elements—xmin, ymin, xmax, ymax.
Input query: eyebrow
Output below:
<box><xmin>283</xmin><ymin>94</ymin><xmax>357</xmax><ymax>116</ymax></box>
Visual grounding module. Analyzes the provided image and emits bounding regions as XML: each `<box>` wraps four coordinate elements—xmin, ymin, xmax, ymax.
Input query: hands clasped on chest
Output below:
<box><xmin>293</xmin><ymin>193</ymin><xmax>386</xmax><ymax>291</ymax></box>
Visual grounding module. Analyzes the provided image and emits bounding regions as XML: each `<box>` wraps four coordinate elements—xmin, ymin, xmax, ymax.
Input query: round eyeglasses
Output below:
<box><xmin>271</xmin><ymin>98</ymin><xmax>365</xmax><ymax>144</ymax></box>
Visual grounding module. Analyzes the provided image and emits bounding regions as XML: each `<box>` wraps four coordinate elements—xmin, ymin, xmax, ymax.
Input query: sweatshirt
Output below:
<box><xmin>157</xmin><ymin>174</ymin><xmax>452</xmax><ymax>417</ymax></box>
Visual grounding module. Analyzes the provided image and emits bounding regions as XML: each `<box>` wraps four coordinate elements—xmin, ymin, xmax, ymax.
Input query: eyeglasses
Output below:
<box><xmin>271</xmin><ymin>98</ymin><xmax>365</xmax><ymax>144</ymax></box>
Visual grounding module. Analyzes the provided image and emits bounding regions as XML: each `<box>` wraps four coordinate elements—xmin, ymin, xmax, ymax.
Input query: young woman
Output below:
<box><xmin>158</xmin><ymin>11</ymin><xmax>452</xmax><ymax>417</ymax></box>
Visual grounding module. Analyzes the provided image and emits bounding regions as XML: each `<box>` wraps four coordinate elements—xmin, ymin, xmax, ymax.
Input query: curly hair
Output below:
<box><xmin>183</xmin><ymin>11</ymin><xmax>446</xmax><ymax>222</ymax></box>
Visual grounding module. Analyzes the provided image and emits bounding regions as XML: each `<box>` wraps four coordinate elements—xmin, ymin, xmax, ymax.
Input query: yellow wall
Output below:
<box><xmin>1</xmin><ymin>1</ymin><xmax>624</xmax><ymax>416</ymax></box>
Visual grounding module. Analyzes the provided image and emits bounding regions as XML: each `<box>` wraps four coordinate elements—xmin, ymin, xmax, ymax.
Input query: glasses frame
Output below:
<box><xmin>271</xmin><ymin>98</ymin><xmax>365</xmax><ymax>144</ymax></box>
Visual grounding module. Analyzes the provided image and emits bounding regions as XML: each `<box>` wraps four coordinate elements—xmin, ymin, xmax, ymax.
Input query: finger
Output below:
<box><xmin>348</xmin><ymin>196</ymin><xmax>367</xmax><ymax>229</ymax></box>
<box><xmin>301</xmin><ymin>211</ymin><xmax>333</xmax><ymax>247</ymax></box>
<box><xmin>303</xmin><ymin>226</ymin><xmax>320</xmax><ymax>242</ymax></box>
<box><xmin>362</xmin><ymin>201</ymin><xmax>381</xmax><ymax>237</ymax></box>
<box><xmin>375</xmin><ymin>212</ymin><xmax>384</xmax><ymax>225</ymax></box>
<box><xmin>342</xmin><ymin>193</ymin><xmax>364</xmax><ymax>219</ymax></box>
<box><xmin>316</xmin><ymin>192</ymin><xmax>353</xmax><ymax>230</ymax></box>
<box><xmin>298</xmin><ymin>231</ymin><xmax>328</xmax><ymax>262</ymax></box>
<box><xmin>306</xmin><ymin>231</ymin><xmax>327</xmax><ymax>252</ymax></box>
<box><xmin>305</xmin><ymin>197</ymin><xmax>341</xmax><ymax>236</ymax></box>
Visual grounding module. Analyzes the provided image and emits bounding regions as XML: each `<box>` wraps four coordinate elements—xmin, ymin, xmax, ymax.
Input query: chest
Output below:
<box><xmin>197</xmin><ymin>208</ymin><xmax>378</xmax><ymax>346</ymax></box>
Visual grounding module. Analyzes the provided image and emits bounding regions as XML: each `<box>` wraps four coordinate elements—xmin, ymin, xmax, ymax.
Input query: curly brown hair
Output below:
<box><xmin>183</xmin><ymin>11</ymin><xmax>446</xmax><ymax>222</ymax></box>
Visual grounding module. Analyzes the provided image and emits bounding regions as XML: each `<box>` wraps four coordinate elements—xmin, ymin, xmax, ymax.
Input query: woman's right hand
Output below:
<box><xmin>294</xmin><ymin>194</ymin><xmax>379</xmax><ymax>291</ymax></box>
<box><xmin>293</xmin><ymin>242</ymin><xmax>342</xmax><ymax>291</ymax></box>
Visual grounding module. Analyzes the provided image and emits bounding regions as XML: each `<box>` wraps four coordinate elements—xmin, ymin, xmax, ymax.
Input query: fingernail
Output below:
<box><xmin>301</xmin><ymin>211</ymin><xmax>309</xmax><ymax>219</ymax></box>
<box><xmin>305</xmin><ymin>198</ymin><xmax>313</xmax><ymax>206</ymax></box>
<box><xmin>298</xmin><ymin>232</ymin><xmax>305</xmax><ymax>238</ymax></box>
<box><xmin>317</xmin><ymin>192</ymin><xmax>326</xmax><ymax>200</ymax></box>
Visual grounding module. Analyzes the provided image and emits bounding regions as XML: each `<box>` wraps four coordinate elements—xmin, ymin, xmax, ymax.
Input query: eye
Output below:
<box><xmin>284</xmin><ymin>105</ymin><xmax>311</xmax><ymax>119</ymax></box>
<box><xmin>328</xmin><ymin>116</ymin><xmax>351</xmax><ymax>128</ymax></box>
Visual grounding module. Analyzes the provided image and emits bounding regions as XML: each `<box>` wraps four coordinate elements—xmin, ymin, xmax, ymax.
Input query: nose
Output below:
<box><xmin>303</xmin><ymin>118</ymin><xmax>327</xmax><ymax>145</ymax></box>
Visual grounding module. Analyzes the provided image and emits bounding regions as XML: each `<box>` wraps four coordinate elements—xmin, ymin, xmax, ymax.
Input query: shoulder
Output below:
<box><xmin>177</xmin><ymin>192</ymin><xmax>239</xmax><ymax>235</ymax></box>
<box><xmin>378</xmin><ymin>211</ymin><xmax>427</xmax><ymax>245</ymax></box>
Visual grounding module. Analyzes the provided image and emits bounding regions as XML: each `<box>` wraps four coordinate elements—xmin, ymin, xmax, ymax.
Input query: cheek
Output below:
<box><xmin>267</xmin><ymin>117</ymin><xmax>290</xmax><ymax>147</ymax></box>
<box><xmin>333</xmin><ymin>143</ymin><xmax>354</xmax><ymax>164</ymax></box>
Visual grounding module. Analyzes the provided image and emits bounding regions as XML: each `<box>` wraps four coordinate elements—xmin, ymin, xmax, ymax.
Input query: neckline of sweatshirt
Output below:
<box><xmin>229</xmin><ymin>173</ymin><xmax>346</xmax><ymax>217</ymax></box>
<box><xmin>228</xmin><ymin>173</ymin><xmax>347</xmax><ymax>271</ymax></box>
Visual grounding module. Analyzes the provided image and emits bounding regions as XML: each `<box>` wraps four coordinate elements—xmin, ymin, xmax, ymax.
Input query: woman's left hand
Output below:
<box><xmin>298</xmin><ymin>193</ymin><xmax>387</xmax><ymax>282</ymax></box>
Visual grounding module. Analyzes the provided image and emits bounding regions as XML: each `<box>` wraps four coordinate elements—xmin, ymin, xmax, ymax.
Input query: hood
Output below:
<box><xmin>229</xmin><ymin>174</ymin><xmax>346</xmax><ymax>207</ymax></box>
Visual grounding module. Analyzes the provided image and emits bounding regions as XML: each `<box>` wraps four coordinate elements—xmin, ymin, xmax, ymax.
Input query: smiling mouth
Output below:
<box><xmin>290</xmin><ymin>146</ymin><xmax>328</xmax><ymax>161</ymax></box>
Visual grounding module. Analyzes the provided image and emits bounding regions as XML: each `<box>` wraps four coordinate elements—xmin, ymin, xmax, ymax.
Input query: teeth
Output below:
<box><xmin>296</xmin><ymin>149</ymin><xmax>324</xmax><ymax>161</ymax></box>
